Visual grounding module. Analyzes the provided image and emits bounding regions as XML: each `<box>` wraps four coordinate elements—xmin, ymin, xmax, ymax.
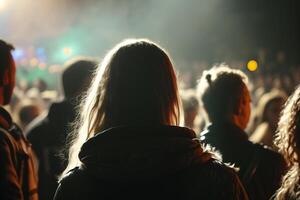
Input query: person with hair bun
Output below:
<box><xmin>54</xmin><ymin>39</ymin><xmax>248</xmax><ymax>200</ymax></box>
<box><xmin>198</xmin><ymin>65</ymin><xmax>286</xmax><ymax>200</ymax></box>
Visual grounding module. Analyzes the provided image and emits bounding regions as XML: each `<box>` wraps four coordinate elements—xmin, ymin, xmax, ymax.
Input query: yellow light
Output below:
<box><xmin>63</xmin><ymin>47</ymin><xmax>72</xmax><ymax>56</ymax></box>
<box><xmin>30</xmin><ymin>58</ymin><xmax>39</xmax><ymax>66</ymax></box>
<box><xmin>247</xmin><ymin>60</ymin><xmax>258</xmax><ymax>72</ymax></box>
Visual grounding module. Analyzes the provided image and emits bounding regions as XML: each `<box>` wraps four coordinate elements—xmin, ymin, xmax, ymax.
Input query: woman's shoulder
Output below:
<box><xmin>181</xmin><ymin>155</ymin><xmax>249</xmax><ymax>200</ymax></box>
<box><xmin>53</xmin><ymin>167</ymin><xmax>87</xmax><ymax>200</ymax></box>
<box><xmin>188</xmin><ymin>157</ymin><xmax>241</xmax><ymax>183</ymax></box>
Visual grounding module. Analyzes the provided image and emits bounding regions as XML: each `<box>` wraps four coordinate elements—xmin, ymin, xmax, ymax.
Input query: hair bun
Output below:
<box><xmin>206</xmin><ymin>74</ymin><xmax>212</xmax><ymax>85</ymax></box>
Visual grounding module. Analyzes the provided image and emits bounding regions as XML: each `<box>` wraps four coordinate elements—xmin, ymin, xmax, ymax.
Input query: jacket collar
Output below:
<box><xmin>0</xmin><ymin>106</ymin><xmax>12</xmax><ymax>130</ymax></box>
<box><xmin>204</xmin><ymin>121</ymin><xmax>249</xmax><ymax>141</ymax></box>
<box><xmin>78</xmin><ymin>125</ymin><xmax>209</xmax><ymax>181</ymax></box>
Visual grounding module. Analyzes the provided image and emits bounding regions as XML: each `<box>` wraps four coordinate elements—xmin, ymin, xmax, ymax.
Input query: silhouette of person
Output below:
<box><xmin>198</xmin><ymin>65</ymin><xmax>286</xmax><ymax>200</ymax></box>
<box><xmin>26</xmin><ymin>57</ymin><xmax>98</xmax><ymax>200</ymax></box>
<box><xmin>54</xmin><ymin>39</ymin><xmax>248</xmax><ymax>200</ymax></box>
<box><xmin>0</xmin><ymin>39</ymin><xmax>38</xmax><ymax>200</ymax></box>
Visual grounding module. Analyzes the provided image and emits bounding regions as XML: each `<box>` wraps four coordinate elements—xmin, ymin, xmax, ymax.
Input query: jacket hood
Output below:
<box><xmin>201</xmin><ymin>121</ymin><xmax>248</xmax><ymax>142</ymax></box>
<box><xmin>78</xmin><ymin>125</ymin><xmax>211</xmax><ymax>182</ymax></box>
<box><xmin>0</xmin><ymin>106</ymin><xmax>13</xmax><ymax>129</ymax></box>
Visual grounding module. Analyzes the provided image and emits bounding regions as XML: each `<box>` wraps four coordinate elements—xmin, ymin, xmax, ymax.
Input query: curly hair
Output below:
<box><xmin>274</xmin><ymin>86</ymin><xmax>300</xmax><ymax>200</ymax></box>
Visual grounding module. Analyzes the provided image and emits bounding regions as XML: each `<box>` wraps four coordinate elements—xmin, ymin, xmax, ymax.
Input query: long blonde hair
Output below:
<box><xmin>61</xmin><ymin>39</ymin><xmax>182</xmax><ymax>178</ymax></box>
<box><xmin>274</xmin><ymin>86</ymin><xmax>300</xmax><ymax>199</ymax></box>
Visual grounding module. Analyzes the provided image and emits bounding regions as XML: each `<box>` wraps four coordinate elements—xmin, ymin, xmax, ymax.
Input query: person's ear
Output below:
<box><xmin>237</xmin><ymin>106</ymin><xmax>243</xmax><ymax>116</ymax></box>
<box><xmin>0</xmin><ymin>70</ymin><xmax>7</xmax><ymax>87</ymax></box>
<box><xmin>232</xmin><ymin>98</ymin><xmax>240</xmax><ymax>115</ymax></box>
<box><xmin>233</xmin><ymin>106</ymin><xmax>240</xmax><ymax>115</ymax></box>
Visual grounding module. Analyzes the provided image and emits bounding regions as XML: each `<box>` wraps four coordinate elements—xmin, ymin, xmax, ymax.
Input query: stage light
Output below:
<box><xmin>63</xmin><ymin>47</ymin><xmax>73</xmax><ymax>56</ymax></box>
<box><xmin>54</xmin><ymin>45</ymin><xmax>77</xmax><ymax>62</ymax></box>
<box><xmin>30</xmin><ymin>58</ymin><xmax>39</xmax><ymax>66</ymax></box>
<box><xmin>12</xmin><ymin>49</ymin><xmax>25</xmax><ymax>61</ymax></box>
<box><xmin>247</xmin><ymin>60</ymin><xmax>258</xmax><ymax>72</ymax></box>
<box><xmin>36</xmin><ymin>48</ymin><xmax>45</xmax><ymax>54</ymax></box>
<box><xmin>39</xmin><ymin>63</ymin><xmax>46</xmax><ymax>70</ymax></box>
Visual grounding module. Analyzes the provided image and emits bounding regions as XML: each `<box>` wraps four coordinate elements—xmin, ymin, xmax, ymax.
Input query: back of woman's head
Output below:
<box><xmin>100</xmin><ymin>39</ymin><xmax>181</xmax><ymax>128</ymax></box>
<box><xmin>197</xmin><ymin>65</ymin><xmax>248</xmax><ymax>122</ymax></box>
<box><xmin>256</xmin><ymin>90</ymin><xmax>286</xmax><ymax>125</ymax></box>
<box><xmin>62</xmin><ymin>39</ymin><xmax>182</xmax><ymax>177</ymax></box>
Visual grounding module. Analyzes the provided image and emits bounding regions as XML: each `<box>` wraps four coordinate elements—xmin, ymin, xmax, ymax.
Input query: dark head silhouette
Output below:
<box><xmin>198</xmin><ymin>65</ymin><xmax>250</xmax><ymax>130</ymax></box>
<box><xmin>63</xmin><ymin>39</ymin><xmax>182</xmax><ymax>176</ymax></box>
<box><xmin>62</xmin><ymin>57</ymin><xmax>98</xmax><ymax>99</ymax></box>
<box><xmin>0</xmin><ymin>40</ymin><xmax>15</xmax><ymax>105</ymax></box>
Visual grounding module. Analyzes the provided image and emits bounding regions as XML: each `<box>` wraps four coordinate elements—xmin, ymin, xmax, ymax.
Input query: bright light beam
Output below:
<box><xmin>0</xmin><ymin>0</ymin><xmax>6</xmax><ymax>11</ymax></box>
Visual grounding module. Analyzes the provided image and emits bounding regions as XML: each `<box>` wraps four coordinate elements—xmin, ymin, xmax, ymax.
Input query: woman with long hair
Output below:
<box><xmin>250</xmin><ymin>90</ymin><xmax>287</xmax><ymax>149</ymax></box>
<box><xmin>54</xmin><ymin>39</ymin><xmax>248</xmax><ymax>200</ymax></box>
<box><xmin>274</xmin><ymin>86</ymin><xmax>300</xmax><ymax>200</ymax></box>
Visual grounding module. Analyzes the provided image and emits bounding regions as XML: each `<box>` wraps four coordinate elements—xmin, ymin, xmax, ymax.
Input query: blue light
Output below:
<box><xmin>12</xmin><ymin>48</ymin><xmax>24</xmax><ymax>60</ymax></box>
<box><xmin>36</xmin><ymin>47</ymin><xmax>45</xmax><ymax>55</ymax></box>
<box><xmin>36</xmin><ymin>47</ymin><xmax>47</xmax><ymax>62</ymax></box>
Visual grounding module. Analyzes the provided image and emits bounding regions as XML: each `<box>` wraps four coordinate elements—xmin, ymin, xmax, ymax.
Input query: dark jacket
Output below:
<box><xmin>54</xmin><ymin>125</ymin><xmax>249</xmax><ymax>200</ymax></box>
<box><xmin>26</xmin><ymin>100</ymin><xmax>77</xmax><ymax>200</ymax></box>
<box><xmin>200</xmin><ymin>121</ymin><xmax>287</xmax><ymax>200</ymax></box>
<box><xmin>0</xmin><ymin>106</ymin><xmax>38</xmax><ymax>200</ymax></box>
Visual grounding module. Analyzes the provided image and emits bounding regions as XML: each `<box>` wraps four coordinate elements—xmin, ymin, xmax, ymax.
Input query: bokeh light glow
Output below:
<box><xmin>12</xmin><ymin>49</ymin><xmax>25</xmax><ymax>61</ymax></box>
<box><xmin>0</xmin><ymin>0</ymin><xmax>5</xmax><ymax>10</ymax></box>
<box><xmin>247</xmin><ymin>60</ymin><xmax>258</xmax><ymax>72</ymax></box>
<box><xmin>30</xmin><ymin>58</ymin><xmax>39</xmax><ymax>66</ymax></box>
<box><xmin>63</xmin><ymin>47</ymin><xmax>73</xmax><ymax>56</ymax></box>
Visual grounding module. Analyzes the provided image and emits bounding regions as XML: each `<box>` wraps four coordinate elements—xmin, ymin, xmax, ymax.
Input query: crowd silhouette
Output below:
<box><xmin>26</xmin><ymin>57</ymin><xmax>98</xmax><ymax>200</ymax></box>
<box><xmin>1</xmin><ymin>38</ymin><xmax>300</xmax><ymax>200</ymax></box>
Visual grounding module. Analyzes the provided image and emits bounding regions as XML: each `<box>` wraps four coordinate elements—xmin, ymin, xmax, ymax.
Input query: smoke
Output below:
<box><xmin>1</xmin><ymin>0</ymin><xmax>297</xmax><ymax>64</ymax></box>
